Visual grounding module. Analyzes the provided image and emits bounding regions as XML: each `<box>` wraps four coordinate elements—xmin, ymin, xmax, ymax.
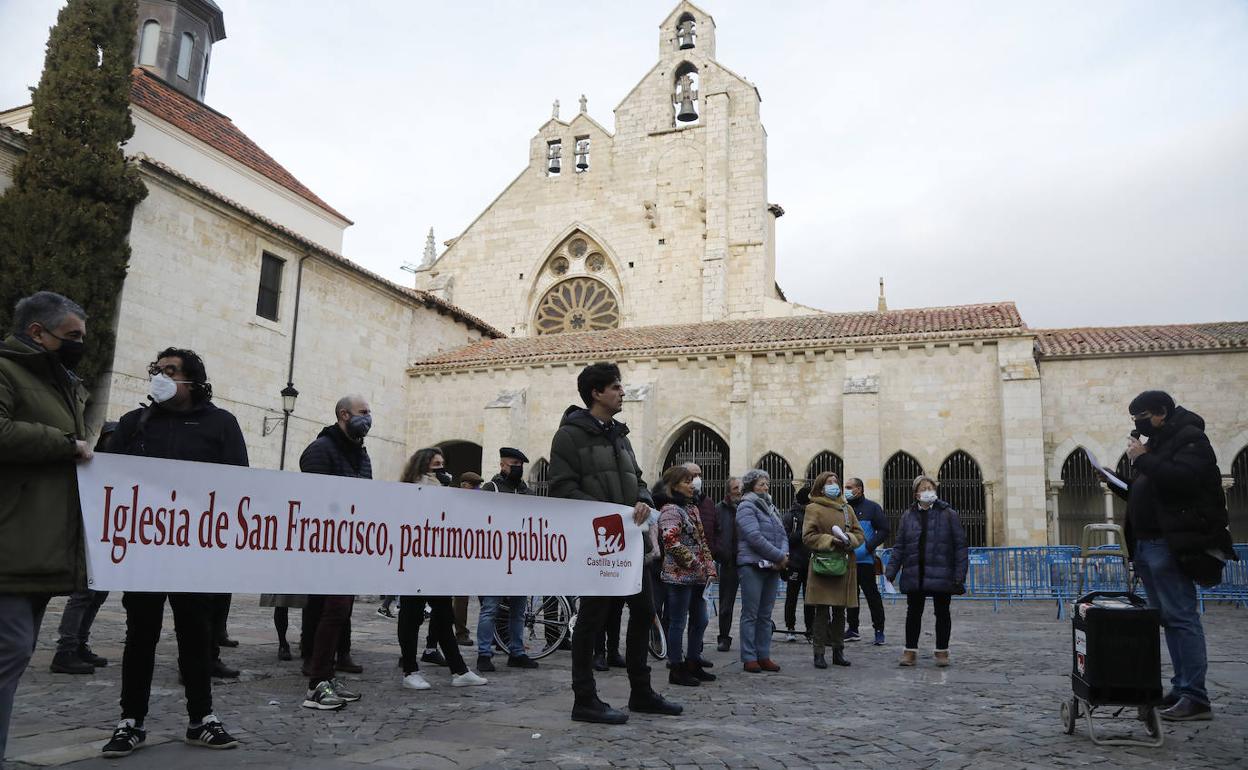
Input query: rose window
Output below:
<box><xmin>550</xmin><ymin>256</ymin><xmax>570</xmax><ymax>275</ymax></box>
<box><xmin>586</xmin><ymin>253</ymin><xmax>605</xmax><ymax>272</ymax></box>
<box><xmin>569</xmin><ymin>238</ymin><xmax>588</xmax><ymax>258</ymax></box>
<box><xmin>534</xmin><ymin>277</ymin><xmax>620</xmax><ymax>335</ymax></box>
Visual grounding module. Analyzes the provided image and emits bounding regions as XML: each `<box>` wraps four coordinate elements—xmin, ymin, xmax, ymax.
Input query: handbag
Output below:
<box><xmin>811</xmin><ymin>550</ymin><xmax>849</xmax><ymax>577</ymax></box>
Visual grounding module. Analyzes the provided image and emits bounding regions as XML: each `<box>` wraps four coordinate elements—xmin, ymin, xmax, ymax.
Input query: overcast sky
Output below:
<box><xmin>2</xmin><ymin>1</ymin><xmax>1246</xmax><ymax>329</ymax></box>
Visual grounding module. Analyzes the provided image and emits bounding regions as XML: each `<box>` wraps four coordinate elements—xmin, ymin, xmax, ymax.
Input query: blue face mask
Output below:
<box><xmin>844</xmin><ymin>489</ymin><xmax>855</xmax><ymax>502</ymax></box>
<box><xmin>824</xmin><ymin>484</ymin><xmax>840</xmax><ymax>499</ymax></box>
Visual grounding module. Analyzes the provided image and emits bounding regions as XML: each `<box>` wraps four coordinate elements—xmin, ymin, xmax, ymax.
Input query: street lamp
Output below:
<box><xmin>262</xmin><ymin>382</ymin><xmax>300</xmax><ymax>437</ymax></box>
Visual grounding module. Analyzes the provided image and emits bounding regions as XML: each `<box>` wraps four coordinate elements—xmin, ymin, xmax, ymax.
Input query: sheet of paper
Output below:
<box><xmin>1084</xmin><ymin>447</ymin><xmax>1128</xmax><ymax>491</ymax></box>
<box><xmin>882</xmin><ymin>577</ymin><xmax>899</xmax><ymax>594</ymax></box>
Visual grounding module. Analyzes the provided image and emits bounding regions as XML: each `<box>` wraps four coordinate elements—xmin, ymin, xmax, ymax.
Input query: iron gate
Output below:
<box><xmin>937</xmin><ymin>450</ymin><xmax>987</xmax><ymax>547</ymax></box>
<box><xmin>664</xmin><ymin>423</ymin><xmax>730</xmax><ymax>505</ymax></box>
<box><xmin>882</xmin><ymin>451</ymin><xmax>923</xmax><ymax>547</ymax></box>
<box><xmin>1230</xmin><ymin>446</ymin><xmax>1248</xmax><ymax>542</ymax></box>
<box><xmin>529</xmin><ymin>458</ymin><xmax>550</xmax><ymax>497</ymax></box>
<box><xmin>1057</xmin><ymin>448</ymin><xmax>1113</xmax><ymax>545</ymax></box>
<box><xmin>802</xmin><ymin>450</ymin><xmax>844</xmax><ymax>489</ymax></box>
<box><xmin>755</xmin><ymin>452</ymin><xmax>796</xmax><ymax>511</ymax></box>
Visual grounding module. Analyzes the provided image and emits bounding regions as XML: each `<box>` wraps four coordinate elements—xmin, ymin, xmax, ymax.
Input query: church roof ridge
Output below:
<box><xmin>1033</xmin><ymin>321</ymin><xmax>1248</xmax><ymax>358</ymax></box>
<box><xmin>409</xmin><ymin>302</ymin><xmax>1025</xmax><ymax>372</ymax></box>
<box><xmin>129</xmin><ymin>68</ymin><xmax>351</xmax><ymax>224</ymax></box>
<box><xmin>135</xmin><ymin>154</ymin><xmax>503</xmax><ymax>339</ymax></box>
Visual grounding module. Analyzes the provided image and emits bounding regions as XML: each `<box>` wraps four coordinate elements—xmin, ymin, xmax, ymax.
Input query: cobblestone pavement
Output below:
<box><xmin>7</xmin><ymin>594</ymin><xmax>1246</xmax><ymax>768</ymax></box>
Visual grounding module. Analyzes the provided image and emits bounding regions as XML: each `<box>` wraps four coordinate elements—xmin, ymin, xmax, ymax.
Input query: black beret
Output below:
<box><xmin>500</xmin><ymin>447</ymin><xmax>529</xmax><ymax>463</ymax></box>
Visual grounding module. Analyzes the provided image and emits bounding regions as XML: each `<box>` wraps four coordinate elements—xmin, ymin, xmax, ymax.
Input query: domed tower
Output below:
<box><xmin>133</xmin><ymin>0</ymin><xmax>226</xmax><ymax>101</ymax></box>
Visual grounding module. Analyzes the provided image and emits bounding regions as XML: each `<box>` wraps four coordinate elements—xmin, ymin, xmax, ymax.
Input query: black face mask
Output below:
<box><xmin>52</xmin><ymin>337</ymin><xmax>86</xmax><ymax>371</ymax></box>
<box><xmin>1134</xmin><ymin>418</ymin><xmax>1157</xmax><ymax>437</ymax></box>
<box><xmin>507</xmin><ymin>465</ymin><xmax>524</xmax><ymax>483</ymax></box>
<box><xmin>435</xmin><ymin>470</ymin><xmax>453</xmax><ymax>486</ymax></box>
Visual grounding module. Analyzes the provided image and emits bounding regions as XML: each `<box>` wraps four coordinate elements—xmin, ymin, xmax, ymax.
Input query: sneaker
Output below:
<box><xmin>79</xmin><ymin>645</ymin><xmax>108</xmax><ymax>667</ymax></box>
<box><xmin>50</xmin><ymin>650</ymin><xmax>95</xmax><ymax>674</ymax></box>
<box><xmin>507</xmin><ymin>654</ymin><xmax>539</xmax><ymax>669</ymax></box>
<box><xmin>477</xmin><ymin>655</ymin><xmax>496</xmax><ymax>672</ymax></box>
<box><xmin>843</xmin><ymin>630</ymin><xmax>861</xmax><ymax>643</ymax></box>
<box><xmin>452</xmin><ymin>670</ymin><xmax>488</xmax><ymax>687</ymax></box>
<box><xmin>401</xmin><ymin>671</ymin><xmax>431</xmax><ymax>690</ymax></box>
<box><xmin>785</xmin><ymin>632</ymin><xmax>798</xmax><ymax>643</ymax></box>
<box><xmin>1161</xmin><ymin>689</ymin><xmax>1182</xmax><ymax>708</ymax></box>
<box><xmin>627</xmin><ymin>688</ymin><xmax>683</xmax><ymax>716</ymax></box>
<box><xmin>376</xmin><ymin>605</ymin><xmax>396</xmax><ymax>619</ymax></box>
<box><xmin>421</xmin><ymin>649</ymin><xmax>447</xmax><ymax>667</ymax></box>
<box><xmin>1160</xmin><ymin>696</ymin><xmax>1212</xmax><ymax>722</ymax></box>
<box><xmin>185</xmin><ymin>715</ymin><xmax>239</xmax><ymax>749</ymax></box>
<box><xmin>102</xmin><ymin>720</ymin><xmax>146</xmax><ymax>757</ymax></box>
<box><xmin>572</xmin><ymin>697</ymin><xmax>628</xmax><ymax>725</ymax></box>
<box><xmin>329</xmin><ymin>678</ymin><xmax>362</xmax><ymax>702</ymax></box>
<box><xmin>302</xmin><ymin>680</ymin><xmax>348</xmax><ymax>710</ymax></box>
<box><xmin>873</xmin><ymin>630</ymin><xmax>886</xmax><ymax>646</ymax></box>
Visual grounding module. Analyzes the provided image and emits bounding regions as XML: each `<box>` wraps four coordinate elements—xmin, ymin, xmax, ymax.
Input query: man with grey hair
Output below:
<box><xmin>297</xmin><ymin>394</ymin><xmax>374</xmax><ymax>711</ymax></box>
<box><xmin>0</xmin><ymin>291</ymin><xmax>92</xmax><ymax>760</ymax></box>
<box><xmin>715</xmin><ymin>476</ymin><xmax>744</xmax><ymax>651</ymax></box>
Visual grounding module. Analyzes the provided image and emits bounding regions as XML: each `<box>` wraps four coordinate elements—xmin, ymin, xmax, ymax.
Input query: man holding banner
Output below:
<box><xmin>551</xmin><ymin>363</ymin><xmax>682</xmax><ymax>725</ymax></box>
<box><xmin>101</xmin><ymin>348</ymin><xmax>245</xmax><ymax>757</ymax></box>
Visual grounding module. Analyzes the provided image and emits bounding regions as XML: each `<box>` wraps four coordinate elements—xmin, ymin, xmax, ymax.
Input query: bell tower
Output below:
<box><xmin>134</xmin><ymin>0</ymin><xmax>226</xmax><ymax>101</ymax></box>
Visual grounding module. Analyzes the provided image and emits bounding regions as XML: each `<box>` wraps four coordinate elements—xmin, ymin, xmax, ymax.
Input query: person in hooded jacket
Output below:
<box><xmin>297</xmin><ymin>395</ymin><xmax>374</xmax><ymax>711</ymax></box>
<box><xmin>781</xmin><ymin>486</ymin><xmax>815</xmax><ymax>642</ymax></box>
<box><xmin>1112</xmin><ymin>390</ymin><xmax>1238</xmax><ymax>722</ymax></box>
<box><xmin>0</xmin><ymin>292</ymin><xmax>92</xmax><ymax>761</ymax></box>
<box><xmin>802</xmin><ymin>473</ymin><xmax>865</xmax><ymax>669</ymax></box>
<box><xmin>656</xmin><ymin>465</ymin><xmax>717</xmax><ymax>687</ymax></box>
<box><xmin>102</xmin><ymin>348</ymin><xmax>245</xmax><ymax>756</ymax></box>
<box><xmin>549</xmin><ymin>363</ymin><xmax>682</xmax><ymax>725</ymax></box>
<box><xmin>885</xmin><ymin>475</ymin><xmax>967</xmax><ymax>668</ymax></box>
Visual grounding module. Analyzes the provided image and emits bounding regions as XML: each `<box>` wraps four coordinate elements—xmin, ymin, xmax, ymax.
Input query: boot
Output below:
<box><xmin>688</xmin><ymin>661</ymin><xmax>716</xmax><ymax>682</ymax></box>
<box><xmin>335</xmin><ymin>656</ymin><xmax>364</xmax><ymax>674</ymax></box>
<box><xmin>50</xmin><ymin>651</ymin><xmax>94</xmax><ymax>674</ymax></box>
<box><xmin>716</xmin><ymin>636</ymin><xmax>731</xmax><ymax>652</ymax></box>
<box><xmin>668</xmin><ymin>663</ymin><xmax>701</xmax><ymax>687</ymax></box>
<box><xmin>813</xmin><ymin>653</ymin><xmax>828</xmax><ymax>669</ymax></box>
<box><xmin>79</xmin><ymin>645</ymin><xmax>108</xmax><ymax>668</ymax></box>
<box><xmin>277</xmin><ymin>642</ymin><xmax>292</xmax><ymax>661</ymax></box>
<box><xmin>899</xmin><ymin>649</ymin><xmax>917</xmax><ymax>667</ymax></box>
<box><xmin>571</xmin><ymin>697</ymin><xmax>629</xmax><ymax>725</ymax></box>
<box><xmin>832</xmin><ymin>648</ymin><xmax>851</xmax><ymax>667</ymax></box>
<box><xmin>628</xmin><ymin>688</ymin><xmax>682</xmax><ymax>716</ymax></box>
<box><xmin>934</xmin><ymin>650</ymin><xmax>950</xmax><ymax>668</ymax></box>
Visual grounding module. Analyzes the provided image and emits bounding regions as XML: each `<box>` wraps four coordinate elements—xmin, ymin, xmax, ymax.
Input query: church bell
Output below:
<box><xmin>548</xmin><ymin>156</ymin><xmax>561</xmax><ymax>174</ymax></box>
<box><xmin>676</xmin><ymin>93</ymin><xmax>698</xmax><ymax>122</ymax></box>
<box><xmin>677</xmin><ymin>20</ymin><xmax>695</xmax><ymax>49</ymax></box>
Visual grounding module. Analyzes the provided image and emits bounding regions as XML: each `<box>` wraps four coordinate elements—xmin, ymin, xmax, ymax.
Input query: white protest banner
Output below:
<box><xmin>76</xmin><ymin>454</ymin><xmax>643</xmax><ymax>596</ymax></box>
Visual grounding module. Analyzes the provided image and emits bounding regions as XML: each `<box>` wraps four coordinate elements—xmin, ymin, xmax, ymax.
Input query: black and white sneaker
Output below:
<box><xmin>101</xmin><ymin>720</ymin><xmax>146</xmax><ymax>757</ymax></box>
<box><xmin>185</xmin><ymin>715</ymin><xmax>239</xmax><ymax>749</ymax></box>
<box><xmin>329</xmin><ymin>678</ymin><xmax>362</xmax><ymax>702</ymax></box>
<box><xmin>302</xmin><ymin>680</ymin><xmax>348</xmax><ymax>710</ymax></box>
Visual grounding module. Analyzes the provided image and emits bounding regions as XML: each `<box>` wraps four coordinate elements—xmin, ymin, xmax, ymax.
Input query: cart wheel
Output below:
<box><xmin>1144</xmin><ymin>707</ymin><xmax>1161</xmax><ymax>738</ymax></box>
<box><xmin>1060</xmin><ymin>699</ymin><xmax>1077</xmax><ymax>735</ymax></box>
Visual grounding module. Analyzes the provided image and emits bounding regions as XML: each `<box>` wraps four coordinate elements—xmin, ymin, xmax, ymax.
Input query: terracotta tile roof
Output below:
<box><xmin>410</xmin><ymin>302</ymin><xmax>1024</xmax><ymax>371</ymax></box>
<box><xmin>137</xmin><ymin>155</ymin><xmax>502</xmax><ymax>339</ymax></box>
<box><xmin>1034</xmin><ymin>322</ymin><xmax>1248</xmax><ymax>358</ymax></box>
<box><xmin>130</xmin><ymin>68</ymin><xmax>350</xmax><ymax>223</ymax></box>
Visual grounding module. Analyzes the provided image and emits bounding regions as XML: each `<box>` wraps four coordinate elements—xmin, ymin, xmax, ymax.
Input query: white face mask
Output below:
<box><xmin>691</xmin><ymin>476</ymin><xmax>703</xmax><ymax>494</ymax></box>
<box><xmin>918</xmin><ymin>490</ymin><xmax>938</xmax><ymax>505</ymax></box>
<box><xmin>149</xmin><ymin>372</ymin><xmax>180</xmax><ymax>404</ymax></box>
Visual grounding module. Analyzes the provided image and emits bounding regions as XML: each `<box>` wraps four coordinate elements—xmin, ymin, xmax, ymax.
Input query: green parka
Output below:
<box><xmin>0</xmin><ymin>335</ymin><xmax>89</xmax><ymax>594</ymax></box>
<box><xmin>548</xmin><ymin>406</ymin><xmax>654</xmax><ymax>508</ymax></box>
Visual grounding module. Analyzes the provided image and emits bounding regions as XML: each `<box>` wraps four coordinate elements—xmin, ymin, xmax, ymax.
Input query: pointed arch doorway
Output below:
<box><xmin>663</xmin><ymin>422</ymin><xmax>730</xmax><ymax>504</ymax></box>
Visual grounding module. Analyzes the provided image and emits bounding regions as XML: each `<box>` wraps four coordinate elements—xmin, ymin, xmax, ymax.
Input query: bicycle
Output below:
<box><xmin>494</xmin><ymin>595</ymin><xmax>666</xmax><ymax>661</ymax></box>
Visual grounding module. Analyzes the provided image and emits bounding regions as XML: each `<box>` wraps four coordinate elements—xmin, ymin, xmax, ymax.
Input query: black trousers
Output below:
<box><xmin>398</xmin><ymin>596</ymin><xmax>466</xmax><ymax>675</ymax></box>
<box><xmin>300</xmin><ymin>596</ymin><xmax>351</xmax><ymax>660</ymax></box>
<box><xmin>209</xmin><ymin>593</ymin><xmax>230</xmax><ymax>662</ymax></box>
<box><xmin>847</xmin><ymin>563</ymin><xmax>886</xmax><ymax>633</ymax></box>
<box><xmin>120</xmin><ymin>592</ymin><xmax>213</xmax><ymax>723</ymax></box>
<box><xmin>595</xmin><ymin>598</ymin><xmax>624</xmax><ymax>657</ymax></box>
<box><xmin>717</xmin><ymin>563</ymin><xmax>739</xmax><ymax>642</ymax></box>
<box><xmin>904</xmin><ymin>592</ymin><xmax>952</xmax><ymax>650</ymax></box>
<box><xmin>573</xmin><ymin>569</ymin><xmax>654</xmax><ymax>701</ymax></box>
<box><xmin>783</xmin><ymin>572</ymin><xmax>814</xmax><ymax>634</ymax></box>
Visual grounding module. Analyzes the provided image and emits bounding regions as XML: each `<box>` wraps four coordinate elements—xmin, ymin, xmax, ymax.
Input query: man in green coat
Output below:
<box><xmin>0</xmin><ymin>291</ymin><xmax>93</xmax><ymax>760</ymax></box>
<box><xmin>549</xmin><ymin>363</ymin><xmax>681</xmax><ymax>725</ymax></box>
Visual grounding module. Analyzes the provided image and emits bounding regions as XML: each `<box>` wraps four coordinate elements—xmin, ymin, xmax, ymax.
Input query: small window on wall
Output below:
<box><xmin>139</xmin><ymin>21</ymin><xmax>160</xmax><ymax>66</ymax></box>
<box><xmin>256</xmin><ymin>253</ymin><xmax>284</xmax><ymax>321</ymax></box>
<box><xmin>177</xmin><ymin>32</ymin><xmax>195</xmax><ymax>79</ymax></box>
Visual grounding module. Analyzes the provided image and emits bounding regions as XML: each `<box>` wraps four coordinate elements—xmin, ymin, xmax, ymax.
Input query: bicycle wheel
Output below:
<box><xmin>495</xmin><ymin>595</ymin><xmax>572</xmax><ymax>660</ymax></box>
<box><xmin>648</xmin><ymin>613</ymin><xmax>667</xmax><ymax>660</ymax></box>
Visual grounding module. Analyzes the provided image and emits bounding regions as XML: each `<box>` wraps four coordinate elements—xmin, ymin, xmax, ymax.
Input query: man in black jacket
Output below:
<box><xmin>845</xmin><ymin>477</ymin><xmax>889</xmax><ymax>645</ymax></box>
<box><xmin>298</xmin><ymin>395</ymin><xmax>372</xmax><ymax>712</ymax></box>
<box><xmin>549</xmin><ymin>363</ymin><xmax>681</xmax><ymax>724</ymax></box>
<box><xmin>476</xmin><ymin>447</ymin><xmax>539</xmax><ymax>672</ymax></box>
<box><xmin>781</xmin><ymin>487</ymin><xmax>814</xmax><ymax>642</ymax></box>
<box><xmin>102</xmin><ymin>349</ymin><xmax>243</xmax><ymax>756</ymax></box>
<box><xmin>1117</xmin><ymin>390</ymin><xmax>1237</xmax><ymax>722</ymax></box>
<box><xmin>715</xmin><ymin>477</ymin><xmax>743</xmax><ymax>651</ymax></box>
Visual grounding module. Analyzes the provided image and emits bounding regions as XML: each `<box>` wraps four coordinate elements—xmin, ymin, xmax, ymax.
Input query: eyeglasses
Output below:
<box><xmin>148</xmin><ymin>363</ymin><xmax>183</xmax><ymax>377</ymax></box>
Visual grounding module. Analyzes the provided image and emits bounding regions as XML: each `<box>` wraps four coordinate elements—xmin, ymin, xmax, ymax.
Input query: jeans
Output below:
<box><xmin>572</xmin><ymin>568</ymin><xmax>655</xmax><ymax>701</ymax></box>
<box><xmin>477</xmin><ymin>596</ymin><xmax>527</xmax><ymax>658</ymax></box>
<box><xmin>120</xmin><ymin>592</ymin><xmax>213</xmax><ymax>723</ymax></box>
<box><xmin>55</xmin><ymin>589</ymin><xmax>108</xmax><ymax>654</ymax></box>
<box><xmin>1134</xmin><ymin>538</ymin><xmax>1209</xmax><ymax>705</ymax></box>
<box><xmin>717</xmin><ymin>563</ymin><xmax>739</xmax><ymax>642</ymax></box>
<box><xmin>665</xmin><ymin>583</ymin><xmax>707</xmax><ymax>665</ymax></box>
<box><xmin>783</xmin><ymin>572</ymin><xmax>814</xmax><ymax>635</ymax></box>
<box><xmin>904</xmin><ymin>592</ymin><xmax>951</xmax><ymax>650</ymax></box>
<box><xmin>811</xmin><ymin>605</ymin><xmax>846</xmax><ymax>654</ymax></box>
<box><xmin>847</xmin><ymin>563</ymin><xmax>886</xmax><ymax>633</ymax></box>
<box><xmin>306</xmin><ymin>595</ymin><xmax>353</xmax><ymax>685</ymax></box>
<box><xmin>399</xmin><ymin>596</ymin><xmax>466</xmax><ymax>675</ymax></box>
<box><xmin>738</xmin><ymin>565</ymin><xmax>780</xmax><ymax>663</ymax></box>
<box><xmin>0</xmin><ymin>594</ymin><xmax>49</xmax><ymax>761</ymax></box>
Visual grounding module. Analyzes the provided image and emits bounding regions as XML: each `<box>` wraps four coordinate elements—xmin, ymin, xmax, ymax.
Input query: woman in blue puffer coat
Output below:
<box><xmin>884</xmin><ymin>474</ymin><xmax>967</xmax><ymax>668</ymax></box>
<box><xmin>734</xmin><ymin>469</ymin><xmax>790</xmax><ymax>673</ymax></box>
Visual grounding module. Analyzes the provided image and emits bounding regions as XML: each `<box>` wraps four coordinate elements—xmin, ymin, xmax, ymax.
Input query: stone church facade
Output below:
<box><xmin>1</xmin><ymin>1</ymin><xmax>1245</xmax><ymax>546</ymax></box>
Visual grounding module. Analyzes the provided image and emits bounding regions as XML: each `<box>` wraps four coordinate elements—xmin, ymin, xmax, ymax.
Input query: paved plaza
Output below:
<box><xmin>6</xmin><ymin>594</ymin><xmax>1246</xmax><ymax>769</ymax></box>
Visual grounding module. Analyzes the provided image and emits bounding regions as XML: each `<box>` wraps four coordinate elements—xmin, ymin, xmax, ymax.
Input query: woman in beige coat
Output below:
<box><xmin>802</xmin><ymin>472</ymin><xmax>865</xmax><ymax>669</ymax></box>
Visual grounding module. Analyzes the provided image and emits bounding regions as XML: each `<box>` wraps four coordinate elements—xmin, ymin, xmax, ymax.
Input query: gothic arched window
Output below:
<box><xmin>177</xmin><ymin>32</ymin><xmax>195</xmax><ymax>79</ymax></box>
<box><xmin>139</xmin><ymin>20</ymin><xmax>160</xmax><ymax>66</ymax></box>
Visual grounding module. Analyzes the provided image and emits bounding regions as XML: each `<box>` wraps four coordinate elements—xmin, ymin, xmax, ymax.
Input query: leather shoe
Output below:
<box><xmin>813</xmin><ymin>653</ymin><xmax>828</xmax><ymax>669</ymax></box>
<box><xmin>507</xmin><ymin>654</ymin><xmax>539</xmax><ymax>669</ymax></box>
<box><xmin>688</xmin><ymin>661</ymin><xmax>716</xmax><ymax>682</ymax></box>
<box><xmin>592</xmin><ymin>654</ymin><xmax>609</xmax><ymax>672</ymax></box>
<box><xmin>628</xmin><ymin>689</ymin><xmax>682</xmax><ymax>716</ymax></box>
<box><xmin>335</xmin><ymin>656</ymin><xmax>364</xmax><ymax>674</ymax></box>
<box><xmin>716</xmin><ymin>637</ymin><xmax>731</xmax><ymax>652</ymax></box>
<box><xmin>743</xmin><ymin>661</ymin><xmax>762</xmax><ymax>673</ymax></box>
<box><xmin>50</xmin><ymin>651</ymin><xmax>94</xmax><ymax>675</ymax></box>
<box><xmin>78</xmin><ymin>645</ymin><xmax>108</xmax><ymax>667</ymax></box>
<box><xmin>216</xmin><ymin>636</ymin><xmax>239</xmax><ymax>648</ymax></box>
<box><xmin>210</xmin><ymin>659</ymin><xmax>240</xmax><ymax>679</ymax></box>
<box><xmin>1160</xmin><ymin>696</ymin><xmax>1212</xmax><ymax>722</ymax></box>
<box><xmin>1161</xmin><ymin>689</ymin><xmax>1181</xmax><ymax>708</ymax></box>
<box><xmin>668</xmin><ymin>665</ymin><xmax>700</xmax><ymax>687</ymax></box>
<box><xmin>832</xmin><ymin>649</ymin><xmax>851</xmax><ymax>667</ymax></box>
<box><xmin>607</xmin><ymin>652</ymin><xmax>627</xmax><ymax>668</ymax></box>
<box><xmin>690</xmin><ymin>656</ymin><xmax>713</xmax><ymax>668</ymax></box>
<box><xmin>477</xmin><ymin>655</ymin><xmax>496</xmax><ymax>673</ymax></box>
<box><xmin>572</xmin><ymin>697</ymin><xmax>629</xmax><ymax>725</ymax></box>
<box><xmin>759</xmin><ymin>658</ymin><xmax>781</xmax><ymax>672</ymax></box>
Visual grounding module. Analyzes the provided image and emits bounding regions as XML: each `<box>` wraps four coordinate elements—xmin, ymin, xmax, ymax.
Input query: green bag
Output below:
<box><xmin>810</xmin><ymin>550</ymin><xmax>849</xmax><ymax>577</ymax></box>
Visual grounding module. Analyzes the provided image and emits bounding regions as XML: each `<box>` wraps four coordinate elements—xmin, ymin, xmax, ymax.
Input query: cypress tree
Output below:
<box><xmin>0</xmin><ymin>0</ymin><xmax>147</xmax><ymax>386</ymax></box>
